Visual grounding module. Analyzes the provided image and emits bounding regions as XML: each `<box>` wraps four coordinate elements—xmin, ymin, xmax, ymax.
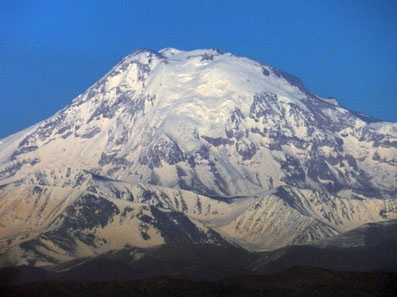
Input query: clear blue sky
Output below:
<box><xmin>1</xmin><ymin>0</ymin><xmax>396</xmax><ymax>138</ymax></box>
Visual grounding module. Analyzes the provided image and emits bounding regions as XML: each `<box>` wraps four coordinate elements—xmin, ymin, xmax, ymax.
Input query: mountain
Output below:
<box><xmin>0</xmin><ymin>48</ymin><xmax>396</xmax><ymax>271</ymax></box>
<box><xmin>2</xmin><ymin>220</ymin><xmax>396</xmax><ymax>285</ymax></box>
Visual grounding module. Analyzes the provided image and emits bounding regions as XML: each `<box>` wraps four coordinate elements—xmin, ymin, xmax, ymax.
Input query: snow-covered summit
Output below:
<box><xmin>1</xmin><ymin>48</ymin><xmax>395</xmax><ymax>196</ymax></box>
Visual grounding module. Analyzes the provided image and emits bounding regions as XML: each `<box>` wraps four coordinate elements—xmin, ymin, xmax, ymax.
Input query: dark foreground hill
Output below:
<box><xmin>2</xmin><ymin>220</ymin><xmax>397</xmax><ymax>285</ymax></box>
<box><xmin>1</xmin><ymin>266</ymin><xmax>396</xmax><ymax>297</ymax></box>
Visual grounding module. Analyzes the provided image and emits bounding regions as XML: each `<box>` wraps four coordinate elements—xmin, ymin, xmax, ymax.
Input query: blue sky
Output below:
<box><xmin>1</xmin><ymin>0</ymin><xmax>396</xmax><ymax>138</ymax></box>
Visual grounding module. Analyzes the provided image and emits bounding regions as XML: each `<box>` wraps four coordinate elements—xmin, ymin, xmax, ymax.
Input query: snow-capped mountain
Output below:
<box><xmin>0</xmin><ymin>48</ymin><xmax>396</xmax><ymax>268</ymax></box>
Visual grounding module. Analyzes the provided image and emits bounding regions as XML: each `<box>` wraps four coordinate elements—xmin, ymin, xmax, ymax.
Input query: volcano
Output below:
<box><xmin>0</xmin><ymin>48</ymin><xmax>396</xmax><ymax>272</ymax></box>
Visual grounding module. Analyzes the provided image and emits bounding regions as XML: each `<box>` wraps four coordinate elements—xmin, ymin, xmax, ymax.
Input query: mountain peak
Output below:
<box><xmin>0</xmin><ymin>48</ymin><xmax>396</xmax><ymax>266</ymax></box>
<box><xmin>1</xmin><ymin>48</ymin><xmax>396</xmax><ymax>196</ymax></box>
<box><xmin>159</xmin><ymin>47</ymin><xmax>224</xmax><ymax>59</ymax></box>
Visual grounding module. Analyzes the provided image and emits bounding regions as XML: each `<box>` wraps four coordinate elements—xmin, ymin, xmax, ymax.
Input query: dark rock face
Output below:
<box><xmin>270</xmin><ymin>67</ymin><xmax>312</xmax><ymax>96</ymax></box>
<box><xmin>202</xmin><ymin>135</ymin><xmax>234</xmax><ymax>146</ymax></box>
<box><xmin>141</xmin><ymin>207</ymin><xmax>226</xmax><ymax>244</ymax></box>
<box><xmin>63</xmin><ymin>194</ymin><xmax>120</xmax><ymax>229</ymax></box>
<box><xmin>0</xmin><ymin>158</ymin><xmax>40</xmax><ymax>179</ymax></box>
<box><xmin>139</xmin><ymin>137</ymin><xmax>185</xmax><ymax>169</ymax></box>
<box><xmin>236</xmin><ymin>142</ymin><xmax>258</xmax><ymax>160</ymax></box>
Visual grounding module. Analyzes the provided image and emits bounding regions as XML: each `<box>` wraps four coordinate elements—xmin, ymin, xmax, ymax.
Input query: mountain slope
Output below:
<box><xmin>0</xmin><ymin>48</ymin><xmax>396</xmax><ymax>268</ymax></box>
<box><xmin>2</xmin><ymin>221</ymin><xmax>397</xmax><ymax>284</ymax></box>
